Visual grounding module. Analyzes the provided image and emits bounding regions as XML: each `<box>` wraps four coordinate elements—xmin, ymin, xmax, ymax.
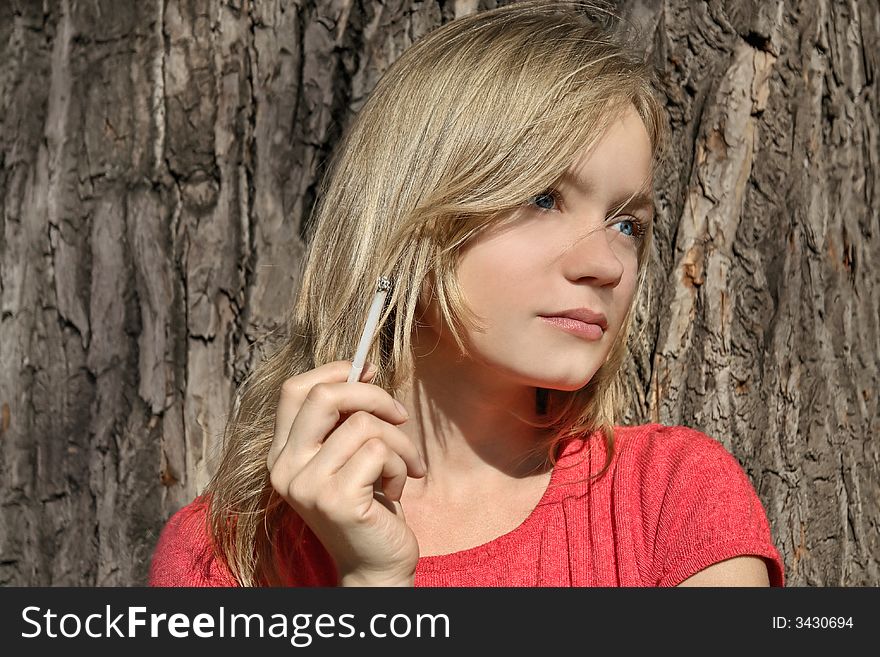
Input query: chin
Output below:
<box><xmin>527</xmin><ymin>366</ymin><xmax>599</xmax><ymax>392</ymax></box>
<box><xmin>484</xmin><ymin>350</ymin><xmax>602</xmax><ymax>392</ymax></box>
<box><xmin>543</xmin><ymin>379</ymin><xmax>592</xmax><ymax>393</ymax></box>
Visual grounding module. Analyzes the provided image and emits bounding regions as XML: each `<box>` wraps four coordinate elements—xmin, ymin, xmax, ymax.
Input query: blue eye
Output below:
<box><xmin>528</xmin><ymin>190</ymin><xmax>560</xmax><ymax>211</ymax></box>
<box><xmin>612</xmin><ymin>216</ymin><xmax>647</xmax><ymax>240</ymax></box>
<box><xmin>617</xmin><ymin>218</ymin><xmax>635</xmax><ymax>236</ymax></box>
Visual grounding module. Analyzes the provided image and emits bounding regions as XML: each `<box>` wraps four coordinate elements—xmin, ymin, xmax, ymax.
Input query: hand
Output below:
<box><xmin>267</xmin><ymin>360</ymin><xmax>426</xmax><ymax>586</ymax></box>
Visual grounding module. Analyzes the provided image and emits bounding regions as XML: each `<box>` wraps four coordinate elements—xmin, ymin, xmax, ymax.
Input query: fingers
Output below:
<box><xmin>265</xmin><ymin>364</ymin><xmax>425</xmax><ymax>584</ymax></box>
<box><xmin>268</xmin><ymin>360</ymin><xmax>376</xmax><ymax>471</ymax></box>
<box><xmin>273</xmin><ymin>379</ymin><xmax>414</xmax><ymax>478</ymax></box>
<box><xmin>270</xmin><ymin>404</ymin><xmax>422</xmax><ymax>503</ymax></box>
<box><xmin>269</xmin><ymin>414</ymin><xmax>418</xmax><ymax>524</ymax></box>
<box><xmin>338</xmin><ymin>438</ymin><xmax>410</xmax><ymax>505</ymax></box>
<box><xmin>305</xmin><ymin>411</ymin><xmax>425</xmax><ymax>493</ymax></box>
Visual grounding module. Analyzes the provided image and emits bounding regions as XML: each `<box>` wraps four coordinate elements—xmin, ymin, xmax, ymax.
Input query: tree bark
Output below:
<box><xmin>0</xmin><ymin>0</ymin><xmax>876</xmax><ymax>585</ymax></box>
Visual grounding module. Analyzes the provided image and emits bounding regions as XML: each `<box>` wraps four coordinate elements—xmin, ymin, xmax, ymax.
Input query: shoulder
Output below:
<box><xmin>615</xmin><ymin>422</ymin><xmax>732</xmax><ymax>470</ymax></box>
<box><xmin>613</xmin><ymin>422</ymin><xmax>763</xmax><ymax>513</ymax></box>
<box><xmin>148</xmin><ymin>495</ymin><xmax>239</xmax><ymax>587</ymax></box>
<box><xmin>612</xmin><ymin>423</ymin><xmax>785</xmax><ymax>587</ymax></box>
<box><xmin>614</xmin><ymin>423</ymin><xmax>755</xmax><ymax>492</ymax></box>
<box><xmin>552</xmin><ymin>423</ymin><xmax>731</xmax><ymax>495</ymax></box>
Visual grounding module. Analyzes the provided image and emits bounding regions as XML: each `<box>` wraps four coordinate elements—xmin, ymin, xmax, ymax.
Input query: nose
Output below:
<box><xmin>556</xmin><ymin>224</ymin><xmax>626</xmax><ymax>287</ymax></box>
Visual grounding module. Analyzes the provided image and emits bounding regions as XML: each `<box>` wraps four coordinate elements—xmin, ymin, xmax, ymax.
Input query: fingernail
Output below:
<box><xmin>364</xmin><ymin>362</ymin><xmax>377</xmax><ymax>376</ymax></box>
<box><xmin>393</xmin><ymin>399</ymin><xmax>409</xmax><ymax>418</ymax></box>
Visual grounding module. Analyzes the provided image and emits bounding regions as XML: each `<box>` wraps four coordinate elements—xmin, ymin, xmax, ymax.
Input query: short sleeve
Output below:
<box><xmin>148</xmin><ymin>496</ymin><xmax>239</xmax><ymax>587</ymax></box>
<box><xmin>635</xmin><ymin>426</ymin><xmax>785</xmax><ymax>587</ymax></box>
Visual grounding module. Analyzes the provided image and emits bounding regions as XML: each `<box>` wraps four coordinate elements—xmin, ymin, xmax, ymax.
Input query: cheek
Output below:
<box><xmin>611</xmin><ymin>261</ymin><xmax>640</xmax><ymax>327</ymax></box>
<box><xmin>624</xmin><ymin>247</ymin><xmax>641</xmax><ymax>289</ymax></box>
<box><xmin>620</xmin><ymin>255</ymin><xmax>640</xmax><ymax>294</ymax></box>
<box><xmin>457</xmin><ymin>236</ymin><xmax>540</xmax><ymax>304</ymax></box>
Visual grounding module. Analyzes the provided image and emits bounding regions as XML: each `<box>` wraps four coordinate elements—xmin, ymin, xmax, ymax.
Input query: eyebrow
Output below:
<box><xmin>558</xmin><ymin>171</ymin><xmax>656</xmax><ymax>216</ymax></box>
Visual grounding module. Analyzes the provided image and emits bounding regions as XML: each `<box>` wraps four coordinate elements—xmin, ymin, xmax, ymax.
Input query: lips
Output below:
<box><xmin>538</xmin><ymin>308</ymin><xmax>608</xmax><ymax>342</ymax></box>
<box><xmin>541</xmin><ymin>308</ymin><xmax>608</xmax><ymax>331</ymax></box>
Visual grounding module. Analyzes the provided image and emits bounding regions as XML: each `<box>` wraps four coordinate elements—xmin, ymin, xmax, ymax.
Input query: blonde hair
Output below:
<box><xmin>205</xmin><ymin>0</ymin><xmax>670</xmax><ymax>586</ymax></box>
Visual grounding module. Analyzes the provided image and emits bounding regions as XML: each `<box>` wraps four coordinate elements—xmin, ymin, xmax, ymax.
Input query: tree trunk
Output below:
<box><xmin>0</xmin><ymin>0</ymin><xmax>876</xmax><ymax>585</ymax></box>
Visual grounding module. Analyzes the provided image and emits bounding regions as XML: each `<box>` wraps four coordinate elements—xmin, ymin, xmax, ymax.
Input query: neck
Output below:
<box><xmin>394</xmin><ymin>343</ymin><xmax>555</xmax><ymax>499</ymax></box>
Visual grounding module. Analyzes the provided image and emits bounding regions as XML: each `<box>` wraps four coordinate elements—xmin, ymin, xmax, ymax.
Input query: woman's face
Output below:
<box><xmin>418</xmin><ymin>105</ymin><xmax>654</xmax><ymax>393</ymax></box>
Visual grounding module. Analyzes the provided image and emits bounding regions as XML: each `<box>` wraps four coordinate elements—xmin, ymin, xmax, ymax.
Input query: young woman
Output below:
<box><xmin>149</xmin><ymin>0</ymin><xmax>785</xmax><ymax>587</ymax></box>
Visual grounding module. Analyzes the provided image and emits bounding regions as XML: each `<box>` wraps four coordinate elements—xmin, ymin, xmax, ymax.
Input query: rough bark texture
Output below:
<box><xmin>0</xmin><ymin>0</ymin><xmax>877</xmax><ymax>586</ymax></box>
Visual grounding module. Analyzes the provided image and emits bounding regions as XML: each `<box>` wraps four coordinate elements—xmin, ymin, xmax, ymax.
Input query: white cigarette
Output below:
<box><xmin>347</xmin><ymin>277</ymin><xmax>393</xmax><ymax>383</ymax></box>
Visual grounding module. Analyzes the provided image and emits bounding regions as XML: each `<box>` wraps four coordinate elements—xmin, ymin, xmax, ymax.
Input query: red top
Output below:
<box><xmin>149</xmin><ymin>423</ymin><xmax>785</xmax><ymax>587</ymax></box>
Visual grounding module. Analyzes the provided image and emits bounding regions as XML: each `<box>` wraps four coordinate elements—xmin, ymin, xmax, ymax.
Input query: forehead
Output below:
<box><xmin>562</xmin><ymin>107</ymin><xmax>654</xmax><ymax>201</ymax></box>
